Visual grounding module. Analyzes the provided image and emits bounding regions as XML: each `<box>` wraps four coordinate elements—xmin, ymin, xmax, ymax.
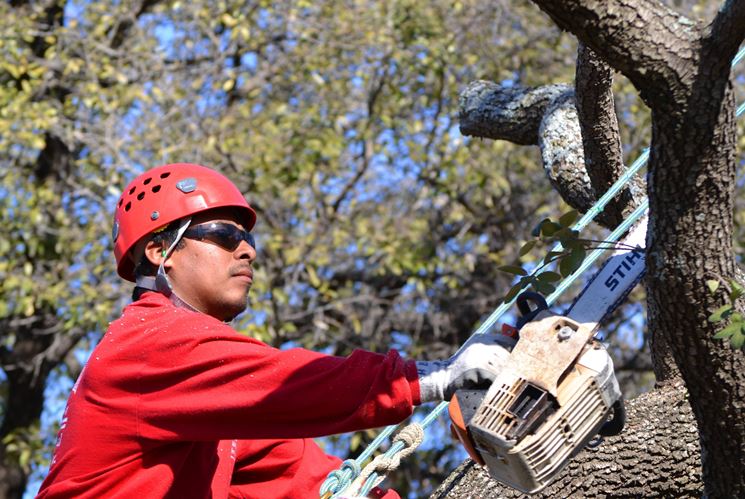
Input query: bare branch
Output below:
<box><xmin>38</xmin><ymin>327</ymin><xmax>86</xmax><ymax>379</ymax></box>
<box><xmin>536</xmin><ymin>91</ymin><xmax>597</xmax><ymax>215</ymax></box>
<box><xmin>458</xmin><ymin>79</ymin><xmax>626</xmax><ymax>228</ymax></box>
<box><xmin>330</xmin><ymin>50</ymin><xmax>393</xmax><ymax>215</ymax></box>
<box><xmin>705</xmin><ymin>0</ymin><xmax>745</xmax><ymax>69</ymax></box>
<box><xmin>575</xmin><ymin>42</ymin><xmax>643</xmax><ymax>227</ymax></box>
<box><xmin>459</xmin><ymin>80</ymin><xmax>571</xmax><ymax>145</ymax></box>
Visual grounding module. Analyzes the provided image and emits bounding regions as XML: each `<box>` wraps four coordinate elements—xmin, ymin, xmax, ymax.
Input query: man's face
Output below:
<box><xmin>166</xmin><ymin>208</ymin><xmax>256</xmax><ymax>321</ymax></box>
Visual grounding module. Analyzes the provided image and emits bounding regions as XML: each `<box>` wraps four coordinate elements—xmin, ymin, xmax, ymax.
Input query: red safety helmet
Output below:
<box><xmin>112</xmin><ymin>163</ymin><xmax>257</xmax><ymax>282</ymax></box>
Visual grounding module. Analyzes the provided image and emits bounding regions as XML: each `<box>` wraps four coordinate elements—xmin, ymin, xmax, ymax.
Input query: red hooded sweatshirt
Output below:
<box><xmin>38</xmin><ymin>292</ymin><xmax>421</xmax><ymax>498</ymax></box>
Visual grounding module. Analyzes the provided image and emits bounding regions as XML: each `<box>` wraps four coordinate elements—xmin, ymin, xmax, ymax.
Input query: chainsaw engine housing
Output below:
<box><xmin>453</xmin><ymin>312</ymin><xmax>622</xmax><ymax>494</ymax></box>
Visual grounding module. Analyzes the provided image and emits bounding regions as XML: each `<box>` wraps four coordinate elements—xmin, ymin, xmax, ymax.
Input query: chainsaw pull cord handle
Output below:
<box><xmin>515</xmin><ymin>291</ymin><xmax>549</xmax><ymax>329</ymax></box>
<box><xmin>599</xmin><ymin>398</ymin><xmax>626</xmax><ymax>436</ymax></box>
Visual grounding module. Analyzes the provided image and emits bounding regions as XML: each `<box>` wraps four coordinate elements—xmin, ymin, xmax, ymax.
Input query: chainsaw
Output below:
<box><xmin>449</xmin><ymin>216</ymin><xmax>647</xmax><ymax>494</ymax></box>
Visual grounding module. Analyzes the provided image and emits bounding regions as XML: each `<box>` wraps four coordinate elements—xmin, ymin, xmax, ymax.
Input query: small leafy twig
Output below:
<box><xmin>706</xmin><ymin>279</ymin><xmax>745</xmax><ymax>349</ymax></box>
<box><xmin>498</xmin><ymin>209</ymin><xmax>638</xmax><ymax>303</ymax></box>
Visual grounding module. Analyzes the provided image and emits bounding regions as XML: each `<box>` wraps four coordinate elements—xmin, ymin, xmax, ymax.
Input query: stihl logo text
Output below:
<box><xmin>604</xmin><ymin>250</ymin><xmax>643</xmax><ymax>291</ymax></box>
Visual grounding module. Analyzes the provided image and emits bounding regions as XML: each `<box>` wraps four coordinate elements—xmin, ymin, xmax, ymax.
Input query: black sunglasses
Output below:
<box><xmin>183</xmin><ymin>222</ymin><xmax>256</xmax><ymax>252</ymax></box>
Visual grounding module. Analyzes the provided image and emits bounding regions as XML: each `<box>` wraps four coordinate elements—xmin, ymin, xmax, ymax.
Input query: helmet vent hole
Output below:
<box><xmin>143</xmin><ymin>177</ymin><xmax>152</xmax><ymax>185</ymax></box>
<box><xmin>118</xmin><ymin>199</ymin><xmax>123</xmax><ymax>207</ymax></box>
<box><xmin>137</xmin><ymin>192</ymin><xmax>145</xmax><ymax>201</ymax></box>
<box><xmin>160</xmin><ymin>172</ymin><xmax>171</xmax><ymax>179</ymax></box>
<box><xmin>129</xmin><ymin>186</ymin><xmax>136</xmax><ymax>195</ymax></box>
<box><xmin>125</xmin><ymin>202</ymin><xmax>132</xmax><ymax>211</ymax></box>
<box><xmin>152</xmin><ymin>185</ymin><xmax>161</xmax><ymax>193</ymax></box>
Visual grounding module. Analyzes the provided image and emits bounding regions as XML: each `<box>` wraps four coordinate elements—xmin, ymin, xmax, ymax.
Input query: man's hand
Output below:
<box><xmin>415</xmin><ymin>333</ymin><xmax>515</xmax><ymax>403</ymax></box>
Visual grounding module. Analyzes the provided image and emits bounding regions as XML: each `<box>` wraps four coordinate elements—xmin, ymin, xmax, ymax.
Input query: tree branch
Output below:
<box><xmin>459</xmin><ymin>81</ymin><xmax>571</xmax><ymax>145</ymax></box>
<box><xmin>575</xmin><ymin>42</ymin><xmax>643</xmax><ymax>227</ymax></box>
<box><xmin>27</xmin><ymin>0</ymin><xmax>64</xmax><ymax>58</ymax></box>
<box><xmin>705</xmin><ymin>0</ymin><xmax>745</xmax><ymax>68</ymax></box>
<box><xmin>531</xmin><ymin>0</ymin><xmax>698</xmax><ymax>107</ymax></box>
<box><xmin>537</xmin><ymin>91</ymin><xmax>598</xmax><ymax>216</ymax></box>
<box><xmin>459</xmin><ymin>79</ymin><xmax>627</xmax><ymax>228</ymax></box>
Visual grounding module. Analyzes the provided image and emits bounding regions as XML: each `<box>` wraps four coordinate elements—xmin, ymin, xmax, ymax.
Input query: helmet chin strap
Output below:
<box><xmin>136</xmin><ymin>218</ymin><xmax>200</xmax><ymax>313</ymax></box>
<box><xmin>154</xmin><ymin>217</ymin><xmax>192</xmax><ymax>295</ymax></box>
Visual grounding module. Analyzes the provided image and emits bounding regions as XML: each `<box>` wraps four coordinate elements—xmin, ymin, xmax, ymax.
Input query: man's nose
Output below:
<box><xmin>235</xmin><ymin>240</ymin><xmax>256</xmax><ymax>261</ymax></box>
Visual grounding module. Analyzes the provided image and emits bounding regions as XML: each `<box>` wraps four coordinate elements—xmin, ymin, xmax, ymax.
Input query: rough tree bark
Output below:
<box><xmin>440</xmin><ymin>1</ymin><xmax>745</xmax><ymax>498</ymax></box>
<box><xmin>573</xmin><ymin>43</ymin><xmax>645</xmax><ymax>229</ymax></box>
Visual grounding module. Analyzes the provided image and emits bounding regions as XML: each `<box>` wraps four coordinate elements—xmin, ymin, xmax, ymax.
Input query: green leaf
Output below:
<box><xmin>729</xmin><ymin>280</ymin><xmax>744</xmax><ymax>301</ymax></box>
<box><xmin>558</xmin><ymin>230</ymin><xmax>581</xmax><ymax>250</ymax></box>
<box><xmin>533</xmin><ymin>280</ymin><xmax>556</xmax><ymax>295</ymax></box>
<box><xmin>559</xmin><ymin>248</ymin><xmax>586</xmax><ymax>277</ymax></box>
<box><xmin>558</xmin><ymin>209</ymin><xmax>578</xmax><ymax>227</ymax></box>
<box><xmin>536</xmin><ymin>271</ymin><xmax>561</xmax><ymax>282</ymax></box>
<box><xmin>532</xmin><ymin>218</ymin><xmax>550</xmax><ymax>237</ymax></box>
<box><xmin>518</xmin><ymin>240</ymin><xmax>537</xmax><ymax>257</ymax></box>
<box><xmin>713</xmin><ymin>321</ymin><xmax>740</xmax><ymax>339</ymax></box>
<box><xmin>306</xmin><ymin>266</ymin><xmax>321</xmax><ymax>288</ymax></box>
<box><xmin>540</xmin><ymin>221</ymin><xmax>562</xmax><ymax>237</ymax></box>
<box><xmin>708</xmin><ymin>304</ymin><xmax>733</xmax><ymax>323</ymax></box>
<box><xmin>730</xmin><ymin>331</ymin><xmax>745</xmax><ymax>349</ymax></box>
<box><xmin>350</xmin><ymin>432</ymin><xmax>362</xmax><ymax>451</ymax></box>
<box><xmin>498</xmin><ymin>265</ymin><xmax>527</xmax><ymax>276</ymax></box>
<box><xmin>706</xmin><ymin>280</ymin><xmax>720</xmax><ymax>294</ymax></box>
<box><xmin>20</xmin><ymin>448</ymin><xmax>31</xmax><ymax>470</ymax></box>
<box><xmin>517</xmin><ymin>276</ymin><xmax>533</xmax><ymax>288</ymax></box>
<box><xmin>503</xmin><ymin>284</ymin><xmax>522</xmax><ymax>303</ymax></box>
<box><xmin>502</xmin><ymin>275</ymin><xmax>534</xmax><ymax>303</ymax></box>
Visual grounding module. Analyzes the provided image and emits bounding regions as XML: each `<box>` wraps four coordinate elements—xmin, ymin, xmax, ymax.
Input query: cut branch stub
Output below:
<box><xmin>459</xmin><ymin>80</ymin><xmax>572</xmax><ymax>145</ymax></box>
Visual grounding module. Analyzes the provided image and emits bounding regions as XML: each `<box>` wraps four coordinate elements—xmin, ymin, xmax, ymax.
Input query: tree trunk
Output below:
<box><xmin>645</xmin><ymin>65</ymin><xmax>745</xmax><ymax>499</ymax></box>
<box><xmin>0</xmin><ymin>447</ymin><xmax>26</xmax><ymax>499</ymax></box>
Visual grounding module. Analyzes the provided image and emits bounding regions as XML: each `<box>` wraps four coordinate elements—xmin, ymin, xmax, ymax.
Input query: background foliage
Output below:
<box><xmin>0</xmin><ymin>0</ymin><xmax>740</xmax><ymax>497</ymax></box>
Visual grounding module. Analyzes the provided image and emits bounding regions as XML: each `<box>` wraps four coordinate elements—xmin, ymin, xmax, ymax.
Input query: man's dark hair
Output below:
<box><xmin>131</xmin><ymin>222</ymin><xmax>186</xmax><ymax>301</ymax></box>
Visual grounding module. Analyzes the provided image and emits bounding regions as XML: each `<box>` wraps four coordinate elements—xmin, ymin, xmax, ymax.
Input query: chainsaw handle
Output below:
<box><xmin>599</xmin><ymin>398</ymin><xmax>626</xmax><ymax>436</ymax></box>
<box><xmin>515</xmin><ymin>292</ymin><xmax>549</xmax><ymax>328</ymax></box>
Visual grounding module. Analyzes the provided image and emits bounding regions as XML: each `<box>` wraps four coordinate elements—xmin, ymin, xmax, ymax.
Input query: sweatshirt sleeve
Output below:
<box><xmin>130</xmin><ymin>313</ymin><xmax>421</xmax><ymax>442</ymax></box>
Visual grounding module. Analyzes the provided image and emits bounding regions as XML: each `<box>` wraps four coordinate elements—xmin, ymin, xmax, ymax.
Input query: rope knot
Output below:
<box><xmin>346</xmin><ymin>423</ymin><xmax>426</xmax><ymax>497</ymax></box>
<box><xmin>320</xmin><ymin>458</ymin><xmax>361</xmax><ymax>498</ymax></box>
<box><xmin>391</xmin><ymin>422</ymin><xmax>424</xmax><ymax>451</ymax></box>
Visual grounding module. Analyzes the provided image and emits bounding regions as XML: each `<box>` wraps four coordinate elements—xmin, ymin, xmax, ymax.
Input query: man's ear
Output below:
<box><xmin>143</xmin><ymin>240</ymin><xmax>171</xmax><ymax>269</ymax></box>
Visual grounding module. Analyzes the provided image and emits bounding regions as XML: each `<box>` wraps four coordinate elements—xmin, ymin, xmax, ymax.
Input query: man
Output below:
<box><xmin>38</xmin><ymin>163</ymin><xmax>513</xmax><ymax>498</ymax></box>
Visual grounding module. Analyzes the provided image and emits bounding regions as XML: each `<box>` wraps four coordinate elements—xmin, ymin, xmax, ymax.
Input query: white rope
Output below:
<box><xmin>342</xmin><ymin>423</ymin><xmax>425</xmax><ymax>498</ymax></box>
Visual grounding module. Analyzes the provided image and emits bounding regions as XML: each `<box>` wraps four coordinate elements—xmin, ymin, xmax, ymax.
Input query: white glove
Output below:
<box><xmin>416</xmin><ymin>333</ymin><xmax>515</xmax><ymax>403</ymax></box>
